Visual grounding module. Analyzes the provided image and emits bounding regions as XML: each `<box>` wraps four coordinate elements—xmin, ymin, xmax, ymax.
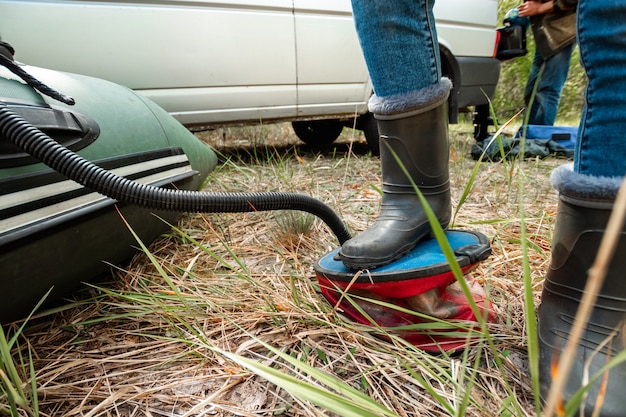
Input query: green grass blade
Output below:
<box><xmin>115</xmin><ymin>208</ymin><xmax>184</xmax><ymax>300</ymax></box>
<box><xmin>28</xmin><ymin>343</ymin><xmax>38</xmax><ymax>416</ymax></box>
<box><xmin>211</xmin><ymin>344</ymin><xmax>399</xmax><ymax>417</ymax></box>
<box><xmin>454</xmin><ymin>108</ymin><xmax>524</xmax><ymax>223</ymax></box>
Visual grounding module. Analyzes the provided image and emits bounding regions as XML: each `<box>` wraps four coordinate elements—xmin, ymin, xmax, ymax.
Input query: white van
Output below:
<box><xmin>0</xmin><ymin>0</ymin><xmax>500</xmax><ymax>150</ymax></box>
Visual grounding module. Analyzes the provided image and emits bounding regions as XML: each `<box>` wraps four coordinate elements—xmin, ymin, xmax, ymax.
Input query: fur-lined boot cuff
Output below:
<box><xmin>368</xmin><ymin>78</ymin><xmax>452</xmax><ymax>119</ymax></box>
<box><xmin>551</xmin><ymin>163</ymin><xmax>624</xmax><ymax>208</ymax></box>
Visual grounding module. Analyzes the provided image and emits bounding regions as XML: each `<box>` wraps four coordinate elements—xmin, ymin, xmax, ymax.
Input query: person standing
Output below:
<box><xmin>518</xmin><ymin>0</ymin><xmax>577</xmax><ymax>125</ymax></box>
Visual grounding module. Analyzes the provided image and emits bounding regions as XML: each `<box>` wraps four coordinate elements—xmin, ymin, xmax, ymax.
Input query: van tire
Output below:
<box><xmin>357</xmin><ymin>112</ymin><xmax>380</xmax><ymax>155</ymax></box>
<box><xmin>292</xmin><ymin>120</ymin><xmax>344</xmax><ymax>146</ymax></box>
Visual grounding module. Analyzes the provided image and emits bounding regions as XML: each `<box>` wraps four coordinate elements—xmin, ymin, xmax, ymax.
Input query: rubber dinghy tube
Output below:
<box><xmin>0</xmin><ymin>102</ymin><xmax>351</xmax><ymax>244</ymax></box>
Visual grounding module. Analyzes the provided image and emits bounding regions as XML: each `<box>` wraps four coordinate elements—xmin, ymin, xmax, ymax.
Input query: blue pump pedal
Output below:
<box><xmin>314</xmin><ymin>229</ymin><xmax>494</xmax><ymax>352</ymax></box>
<box><xmin>315</xmin><ymin>229</ymin><xmax>491</xmax><ymax>286</ymax></box>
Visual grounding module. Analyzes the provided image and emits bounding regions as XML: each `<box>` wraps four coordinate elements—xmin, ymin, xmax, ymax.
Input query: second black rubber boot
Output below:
<box><xmin>338</xmin><ymin>97</ymin><xmax>451</xmax><ymax>270</ymax></box>
<box><xmin>538</xmin><ymin>166</ymin><xmax>626</xmax><ymax>417</ymax></box>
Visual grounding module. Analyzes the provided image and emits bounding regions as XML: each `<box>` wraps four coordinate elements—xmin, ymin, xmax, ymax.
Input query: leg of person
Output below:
<box><xmin>339</xmin><ymin>0</ymin><xmax>451</xmax><ymax>269</ymax></box>
<box><xmin>538</xmin><ymin>1</ymin><xmax>626</xmax><ymax>415</ymax></box>
<box><xmin>524</xmin><ymin>43</ymin><xmax>575</xmax><ymax>126</ymax></box>
<box><xmin>524</xmin><ymin>49</ymin><xmax>546</xmax><ymax>124</ymax></box>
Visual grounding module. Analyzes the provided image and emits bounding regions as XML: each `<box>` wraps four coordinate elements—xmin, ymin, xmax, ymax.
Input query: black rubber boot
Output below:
<box><xmin>538</xmin><ymin>166</ymin><xmax>626</xmax><ymax>417</ymax></box>
<box><xmin>338</xmin><ymin>99</ymin><xmax>451</xmax><ymax>269</ymax></box>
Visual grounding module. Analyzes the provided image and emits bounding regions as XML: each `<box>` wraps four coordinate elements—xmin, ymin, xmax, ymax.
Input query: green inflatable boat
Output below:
<box><xmin>0</xmin><ymin>48</ymin><xmax>218</xmax><ymax>322</ymax></box>
<box><xmin>0</xmin><ymin>41</ymin><xmax>351</xmax><ymax>323</ymax></box>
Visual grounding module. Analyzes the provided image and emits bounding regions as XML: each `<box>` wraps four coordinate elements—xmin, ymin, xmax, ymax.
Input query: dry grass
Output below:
<box><xmin>3</xmin><ymin>120</ymin><xmax>567</xmax><ymax>416</ymax></box>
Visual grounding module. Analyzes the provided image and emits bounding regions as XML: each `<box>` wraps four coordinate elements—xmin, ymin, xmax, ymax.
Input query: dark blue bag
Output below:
<box><xmin>516</xmin><ymin>124</ymin><xmax>578</xmax><ymax>152</ymax></box>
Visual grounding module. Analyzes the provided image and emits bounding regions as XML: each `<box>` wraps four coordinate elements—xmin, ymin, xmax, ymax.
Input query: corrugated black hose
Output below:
<box><xmin>0</xmin><ymin>102</ymin><xmax>351</xmax><ymax>244</ymax></box>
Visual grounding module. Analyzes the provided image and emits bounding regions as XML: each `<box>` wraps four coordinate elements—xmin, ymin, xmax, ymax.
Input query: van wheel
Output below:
<box><xmin>357</xmin><ymin>112</ymin><xmax>380</xmax><ymax>155</ymax></box>
<box><xmin>292</xmin><ymin>120</ymin><xmax>344</xmax><ymax>146</ymax></box>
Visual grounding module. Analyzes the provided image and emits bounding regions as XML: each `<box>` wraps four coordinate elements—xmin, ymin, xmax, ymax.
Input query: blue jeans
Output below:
<box><xmin>524</xmin><ymin>44</ymin><xmax>575</xmax><ymax>126</ymax></box>
<box><xmin>575</xmin><ymin>0</ymin><xmax>626</xmax><ymax>178</ymax></box>
<box><xmin>350</xmin><ymin>0</ymin><xmax>440</xmax><ymax>99</ymax></box>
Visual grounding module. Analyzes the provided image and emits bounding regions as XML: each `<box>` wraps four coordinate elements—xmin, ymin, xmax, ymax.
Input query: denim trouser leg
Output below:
<box><xmin>524</xmin><ymin>43</ymin><xmax>575</xmax><ymax>126</ymax></box>
<box><xmin>575</xmin><ymin>0</ymin><xmax>626</xmax><ymax>178</ymax></box>
<box><xmin>351</xmin><ymin>0</ymin><xmax>447</xmax><ymax>113</ymax></box>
